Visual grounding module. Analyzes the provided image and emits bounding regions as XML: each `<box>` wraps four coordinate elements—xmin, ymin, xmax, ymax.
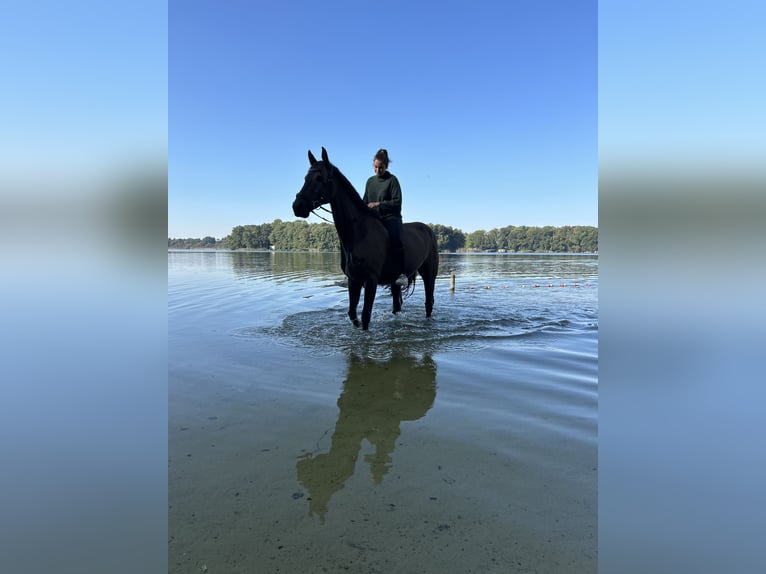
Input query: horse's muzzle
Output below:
<box><xmin>292</xmin><ymin>197</ymin><xmax>311</xmax><ymax>218</ymax></box>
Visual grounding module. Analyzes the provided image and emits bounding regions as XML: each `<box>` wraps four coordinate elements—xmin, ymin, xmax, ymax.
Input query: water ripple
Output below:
<box><xmin>235</xmin><ymin>300</ymin><xmax>596</xmax><ymax>358</ymax></box>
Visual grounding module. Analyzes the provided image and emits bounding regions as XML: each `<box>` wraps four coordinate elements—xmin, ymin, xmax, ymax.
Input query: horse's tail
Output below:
<box><xmin>426</xmin><ymin>224</ymin><xmax>439</xmax><ymax>261</ymax></box>
<box><xmin>383</xmin><ymin>275</ymin><xmax>415</xmax><ymax>299</ymax></box>
<box><xmin>402</xmin><ymin>275</ymin><xmax>416</xmax><ymax>299</ymax></box>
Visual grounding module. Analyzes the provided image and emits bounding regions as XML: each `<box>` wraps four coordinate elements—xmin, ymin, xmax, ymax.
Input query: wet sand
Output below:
<box><xmin>169</xmin><ymin>343</ymin><xmax>596</xmax><ymax>573</ymax></box>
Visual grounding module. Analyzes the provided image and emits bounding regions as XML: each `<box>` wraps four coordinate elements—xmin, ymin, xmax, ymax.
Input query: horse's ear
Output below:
<box><xmin>321</xmin><ymin>147</ymin><xmax>329</xmax><ymax>164</ymax></box>
<box><xmin>308</xmin><ymin>150</ymin><xmax>318</xmax><ymax>165</ymax></box>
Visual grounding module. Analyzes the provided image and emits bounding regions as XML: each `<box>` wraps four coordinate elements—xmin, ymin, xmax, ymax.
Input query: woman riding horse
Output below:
<box><xmin>363</xmin><ymin>148</ymin><xmax>408</xmax><ymax>288</ymax></box>
<box><xmin>292</xmin><ymin>148</ymin><xmax>438</xmax><ymax>331</ymax></box>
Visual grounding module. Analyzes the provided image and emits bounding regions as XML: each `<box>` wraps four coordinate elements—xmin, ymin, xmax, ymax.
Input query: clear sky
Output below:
<box><xmin>169</xmin><ymin>0</ymin><xmax>597</xmax><ymax>239</ymax></box>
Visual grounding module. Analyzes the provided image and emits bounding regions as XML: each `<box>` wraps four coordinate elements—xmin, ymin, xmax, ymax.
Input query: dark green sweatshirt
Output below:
<box><xmin>363</xmin><ymin>172</ymin><xmax>402</xmax><ymax>219</ymax></box>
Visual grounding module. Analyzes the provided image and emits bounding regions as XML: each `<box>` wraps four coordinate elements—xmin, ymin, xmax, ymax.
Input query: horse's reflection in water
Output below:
<box><xmin>296</xmin><ymin>352</ymin><xmax>437</xmax><ymax>523</ymax></box>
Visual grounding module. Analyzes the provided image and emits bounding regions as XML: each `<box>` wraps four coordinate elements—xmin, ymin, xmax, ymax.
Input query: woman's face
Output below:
<box><xmin>373</xmin><ymin>159</ymin><xmax>386</xmax><ymax>176</ymax></box>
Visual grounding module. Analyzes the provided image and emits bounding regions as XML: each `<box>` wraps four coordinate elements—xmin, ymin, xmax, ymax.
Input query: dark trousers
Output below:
<box><xmin>383</xmin><ymin>217</ymin><xmax>405</xmax><ymax>275</ymax></box>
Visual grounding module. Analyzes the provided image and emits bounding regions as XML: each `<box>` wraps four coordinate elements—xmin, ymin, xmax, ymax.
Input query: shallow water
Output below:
<box><xmin>169</xmin><ymin>251</ymin><xmax>598</xmax><ymax>573</ymax></box>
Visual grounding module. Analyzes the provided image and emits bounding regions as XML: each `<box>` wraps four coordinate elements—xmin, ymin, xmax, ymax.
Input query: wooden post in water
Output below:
<box><xmin>450</xmin><ymin>273</ymin><xmax>455</xmax><ymax>292</ymax></box>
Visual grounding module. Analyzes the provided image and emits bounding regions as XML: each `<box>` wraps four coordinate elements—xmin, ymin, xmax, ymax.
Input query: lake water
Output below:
<box><xmin>169</xmin><ymin>251</ymin><xmax>598</xmax><ymax>573</ymax></box>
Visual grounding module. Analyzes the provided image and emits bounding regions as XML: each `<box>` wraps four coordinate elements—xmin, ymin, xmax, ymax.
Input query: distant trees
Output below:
<box><xmin>465</xmin><ymin>229</ymin><xmax>492</xmax><ymax>251</ymax></box>
<box><xmin>224</xmin><ymin>223</ymin><xmax>272</xmax><ymax>249</ymax></box>
<box><xmin>227</xmin><ymin>223</ymin><xmax>274</xmax><ymax>249</ymax></box>
<box><xmin>429</xmin><ymin>224</ymin><xmax>466</xmax><ymax>252</ymax></box>
<box><xmin>170</xmin><ymin>221</ymin><xmax>597</xmax><ymax>253</ymax></box>
<box><xmin>267</xmin><ymin>219</ymin><xmax>340</xmax><ymax>251</ymax></box>
<box><xmin>463</xmin><ymin>225</ymin><xmax>598</xmax><ymax>253</ymax></box>
<box><xmin>168</xmin><ymin>236</ymin><xmax>220</xmax><ymax>249</ymax></box>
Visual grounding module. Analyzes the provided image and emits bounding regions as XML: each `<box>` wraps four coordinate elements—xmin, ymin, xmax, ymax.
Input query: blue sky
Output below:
<box><xmin>169</xmin><ymin>0</ymin><xmax>597</xmax><ymax>239</ymax></box>
<box><xmin>2</xmin><ymin>1</ymin><xmax>167</xmax><ymax>177</ymax></box>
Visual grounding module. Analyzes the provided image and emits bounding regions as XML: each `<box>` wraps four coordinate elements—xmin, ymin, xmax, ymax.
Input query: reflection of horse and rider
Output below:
<box><xmin>296</xmin><ymin>352</ymin><xmax>437</xmax><ymax>523</ymax></box>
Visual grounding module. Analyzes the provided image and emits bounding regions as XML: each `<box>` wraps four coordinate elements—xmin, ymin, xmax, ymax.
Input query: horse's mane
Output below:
<box><xmin>327</xmin><ymin>163</ymin><xmax>374</xmax><ymax>215</ymax></box>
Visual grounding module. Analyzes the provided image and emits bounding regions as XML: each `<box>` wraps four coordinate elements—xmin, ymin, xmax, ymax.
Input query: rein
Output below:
<box><xmin>310</xmin><ymin>205</ymin><xmax>333</xmax><ymax>223</ymax></box>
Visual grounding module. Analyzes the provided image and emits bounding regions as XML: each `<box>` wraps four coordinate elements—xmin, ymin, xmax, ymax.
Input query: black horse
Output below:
<box><xmin>292</xmin><ymin>147</ymin><xmax>438</xmax><ymax>330</ymax></box>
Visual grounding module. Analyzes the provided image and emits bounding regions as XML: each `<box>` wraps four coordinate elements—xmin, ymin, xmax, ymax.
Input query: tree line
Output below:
<box><xmin>168</xmin><ymin>236</ymin><xmax>218</xmax><ymax>249</ymax></box>
<box><xmin>169</xmin><ymin>220</ymin><xmax>598</xmax><ymax>253</ymax></box>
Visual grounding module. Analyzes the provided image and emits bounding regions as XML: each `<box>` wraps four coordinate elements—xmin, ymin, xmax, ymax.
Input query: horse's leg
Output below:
<box><xmin>361</xmin><ymin>281</ymin><xmax>378</xmax><ymax>330</ymax></box>
<box><xmin>348</xmin><ymin>281</ymin><xmax>362</xmax><ymax>327</ymax></box>
<box><xmin>391</xmin><ymin>283</ymin><xmax>402</xmax><ymax>315</ymax></box>
<box><xmin>420</xmin><ymin>266</ymin><xmax>436</xmax><ymax>318</ymax></box>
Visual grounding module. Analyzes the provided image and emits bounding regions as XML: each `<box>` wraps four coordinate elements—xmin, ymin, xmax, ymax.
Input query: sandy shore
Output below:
<box><xmin>169</xmin><ymin>344</ymin><xmax>596</xmax><ymax>573</ymax></box>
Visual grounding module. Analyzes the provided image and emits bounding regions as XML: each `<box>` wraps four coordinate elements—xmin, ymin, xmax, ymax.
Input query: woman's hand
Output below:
<box><xmin>368</xmin><ymin>202</ymin><xmax>380</xmax><ymax>208</ymax></box>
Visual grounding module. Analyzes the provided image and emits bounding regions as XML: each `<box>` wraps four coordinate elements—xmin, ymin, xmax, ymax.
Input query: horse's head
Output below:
<box><xmin>293</xmin><ymin>147</ymin><xmax>336</xmax><ymax>218</ymax></box>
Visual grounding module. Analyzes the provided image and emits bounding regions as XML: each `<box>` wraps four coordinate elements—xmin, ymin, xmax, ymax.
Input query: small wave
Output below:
<box><xmin>234</xmin><ymin>298</ymin><xmax>595</xmax><ymax>356</ymax></box>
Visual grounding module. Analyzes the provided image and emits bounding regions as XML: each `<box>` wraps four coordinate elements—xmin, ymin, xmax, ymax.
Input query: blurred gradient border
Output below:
<box><xmin>1</xmin><ymin>2</ymin><xmax>168</xmax><ymax>572</ymax></box>
<box><xmin>599</xmin><ymin>1</ymin><xmax>765</xmax><ymax>572</ymax></box>
<box><xmin>1</xmin><ymin>1</ymin><xmax>764</xmax><ymax>572</ymax></box>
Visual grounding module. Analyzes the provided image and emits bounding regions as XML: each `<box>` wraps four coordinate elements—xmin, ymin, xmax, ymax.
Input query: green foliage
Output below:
<box><xmin>460</xmin><ymin>224</ymin><xmax>598</xmax><ymax>252</ymax></box>
<box><xmin>227</xmin><ymin>223</ymin><xmax>274</xmax><ymax>249</ymax></box>
<box><xmin>170</xmin><ymin>221</ymin><xmax>597</xmax><ymax>253</ymax></box>
<box><xmin>266</xmin><ymin>219</ymin><xmax>340</xmax><ymax>251</ymax></box>
<box><xmin>168</xmin><ymin>237</ymin><xmax>224</xmax><ymax>249</ymax></box>
<box><xmin>428</xmin><ymin>224</ymin><xmax>466</xmax><ymax>252</ymax></box>
<box><xmin>465</xmin><ymin>229</ymin><xmax>491</xmax><ymax>251</ymax></box>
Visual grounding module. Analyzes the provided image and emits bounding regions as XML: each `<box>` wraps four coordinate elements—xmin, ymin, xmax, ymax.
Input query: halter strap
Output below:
<box><xmin>310</xmin><ymin>205</ymin><xmax>333</xmax><ymax>223</ymax></box>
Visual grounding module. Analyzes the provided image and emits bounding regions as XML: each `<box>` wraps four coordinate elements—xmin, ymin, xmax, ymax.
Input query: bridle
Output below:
<box><xmin>306</xmin><ymin>164</ymin><xmax>335</xmax><ymax>223</ymax></box>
